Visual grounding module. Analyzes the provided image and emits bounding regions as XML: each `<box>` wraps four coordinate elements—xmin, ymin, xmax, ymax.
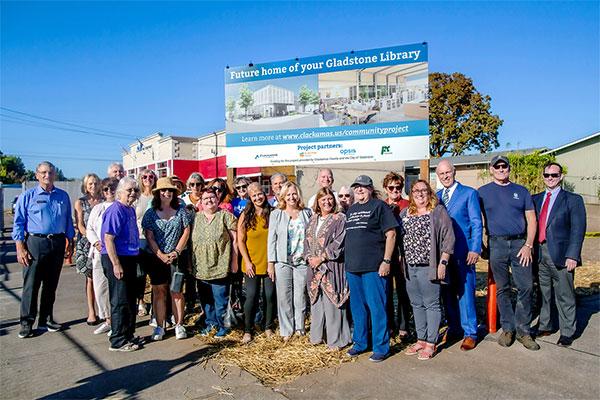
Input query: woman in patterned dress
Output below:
<box><xmin>304</xmin><ymin>188</ymin><xmax>351</xmax><ymax>349</ymax></box>
<box><xmin>142</xmin><ymin>177</ymin><xmax>191</xmax><ymax>341</ymax></box>
<box><xmin>399</xmin><ymin>179</ymin><xmax>455</xmax><ymax>360</ymax></box>
<box><xmin>74</xmin><ymin>173</ymin><xmax>103</xmax><ymax>325</ymax></box>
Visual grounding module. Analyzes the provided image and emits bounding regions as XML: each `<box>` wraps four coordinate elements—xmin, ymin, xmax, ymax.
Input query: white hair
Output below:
<box><xmin>115</xmin><ymin>176</ymin><xmax>138</xmax><ymax>196</ymax></box>
<box><xmin>107</xmin><ymin>162</ymin><xmax>124</xmax><ymax>174</ymax></box>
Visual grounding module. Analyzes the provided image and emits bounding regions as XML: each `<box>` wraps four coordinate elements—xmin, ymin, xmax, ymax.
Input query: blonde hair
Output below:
<box><xmin>407</xmin><ymin>179</ymin><xmax>438</xmax><ymax>215</ymax></box>
<box><xmin>277</xmin><ymin>181</ymin><xmax>305</xmax><ymax>210</ymax></box>
<box><xmin>80</xmin><ymin>173</ymin><xmax>101</xmax><ymax>196</ymax></box>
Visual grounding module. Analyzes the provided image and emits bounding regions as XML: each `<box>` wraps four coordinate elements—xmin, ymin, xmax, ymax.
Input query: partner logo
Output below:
<box><xmin>255</xmin><ymin>153</ymin><xmax>277</xmax><ymax>159</ymax></box>
<box><xmin>381</xmin><ymin>145</ymin><xmax>391</xmax><ymax>155</ymax></box>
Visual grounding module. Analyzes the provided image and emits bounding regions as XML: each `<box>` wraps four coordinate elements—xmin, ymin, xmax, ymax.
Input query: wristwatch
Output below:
<box><xmin>382</xmin><ymin>259</ymin><xmax>391</xmax><ymax>264</ymax></box>
<box><xmin>440</xmin><ymin>260</ymin><xmax>448</xmax><ymax>266</ymax></box>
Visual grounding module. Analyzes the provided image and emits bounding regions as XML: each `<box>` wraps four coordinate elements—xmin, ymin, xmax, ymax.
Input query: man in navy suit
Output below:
<box><xmin>533</xmin><ymin>162</ymin><xmax>586</xmax><ymax>347</ymax></box>
<box><xmin>435</xmin><ymin>160</ymin><xmax>483</xmax><ymax>351</ymax></box>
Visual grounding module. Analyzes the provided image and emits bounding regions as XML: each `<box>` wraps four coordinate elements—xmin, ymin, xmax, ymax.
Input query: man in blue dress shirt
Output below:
<box><xmin>12</xmin><ymin>161</ymin><xmax>75</xmax><ymax>338</ymax></box>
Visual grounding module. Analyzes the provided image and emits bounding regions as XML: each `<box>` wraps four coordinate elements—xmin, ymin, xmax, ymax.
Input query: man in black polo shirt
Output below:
<box><xmin>479</xmin><ymin>155</ymin><xmax>539</xmax><ymax>350</ymax></box>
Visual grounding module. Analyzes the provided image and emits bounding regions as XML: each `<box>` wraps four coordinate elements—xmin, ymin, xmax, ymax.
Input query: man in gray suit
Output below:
<box><xmin>533</xmin><ymin>162</ymin><xmax>586</xmax><ymax>347</ymax></box>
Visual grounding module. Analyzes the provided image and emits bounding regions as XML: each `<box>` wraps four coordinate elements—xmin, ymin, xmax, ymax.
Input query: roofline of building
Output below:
<box><xmin>541</xmin><ymin>131</ymin><xmax>600</xmax><ymax>155</ymax></box>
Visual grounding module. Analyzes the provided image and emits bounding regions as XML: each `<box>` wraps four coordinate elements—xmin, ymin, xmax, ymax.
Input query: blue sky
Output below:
<box><xmin>1</xmin><ymin>1</ymin><xmax>598</xmax><ymax>178</ymax></box>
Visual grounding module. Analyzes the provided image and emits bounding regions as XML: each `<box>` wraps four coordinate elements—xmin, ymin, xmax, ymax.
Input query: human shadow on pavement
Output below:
<box><xmin>574</xmin><ymin>293</ymin><xmax>599</xmax><ymax>339</ymax></box>
<box><xmin>39</xmin><ymin>347</ymin><xmax>216</xmax><ymax>399</ymax></box>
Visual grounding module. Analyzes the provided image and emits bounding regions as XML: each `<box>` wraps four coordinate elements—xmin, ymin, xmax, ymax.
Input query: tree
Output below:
<box><xmin>429</xmin><ymin>72</ymin><xmax>503</xmax><ymax>157</ymax></box>
<box><xmin>226</xmin><ymin>97</ymin><xmax>237</xmax><ymax>121</ymax></box>
<box><xmin>0</xmin><ymin>152</ymin><xmax>27</xmax><ymax>183</ymax></box>
<box><xmin>238</xmin><ymin>84</ymin><xmax>254</xmax><ymax>120</ymax></box>
<box><xmin>298</xmin><ymin>85</ymin><xmax>314</xmax><ymax>112</ymax></box>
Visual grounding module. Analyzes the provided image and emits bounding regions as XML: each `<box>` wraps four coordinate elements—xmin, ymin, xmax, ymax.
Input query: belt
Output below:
<box><xmin>29</xmin><ymin>233</ymin><xmax>65</xmax><ymax>239</ymax></box>
<box><xmin>490</xmin><ymin>233</ymin><xmax>526</xmax><ymax>240</ymax></box>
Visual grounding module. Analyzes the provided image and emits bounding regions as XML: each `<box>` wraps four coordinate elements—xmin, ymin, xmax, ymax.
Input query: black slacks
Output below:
<box><xmin>101</xmin><ymin>254</ymin><xmax>138</xmax><ymax>348</ymax></box>
<box><xmin>21</xmin><ymin>235</ymin><xmax>65</xmax><ymax>326</ymax></box>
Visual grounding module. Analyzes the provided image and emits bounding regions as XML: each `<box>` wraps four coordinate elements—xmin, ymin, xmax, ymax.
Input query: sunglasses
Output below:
<box><xmin>102</xmin><ymin>187</ymin><xmax>115</xmax><ymax>193</ymax></box>
<box><xmin>387</xmin><ymin>185</ymin><xmax>403</xmax><ymax>191</ymax></box>
<box><xmin>492</xmin><ymin>163</ymin><xmax>509</xmax><ymax>170</ymax></box>
<box><xmin>189</xmin><ymin>182</ymin><xmax>203</xmax><ymax>187</ymax></box>
<box><xmin>212</xmin><ymin>186</ymin><xmax>224</xmax><ymax>192</ymax></box>
<box><xmin>543</xmin><ymin>173</ymin><xmax>560</xmax><ymax>178</ymax></box>
<box><xmin>142</xmin><ymin>175</ymin><xmax>154</xmax><ymax>180</ymax></box>
<box><xmin>338</xmin><ymin>194</ymin><xmax>351</xmax><ymax>198</ymax></box>
<box><xmin>235</xmin><ymin>184</ymin><xmax>248</xmax><ymax>190</ymax></box>
<box><xmin>160</xmin><ymin>189</ymin><xmax>175</xmax><ymax>193</ymax></box>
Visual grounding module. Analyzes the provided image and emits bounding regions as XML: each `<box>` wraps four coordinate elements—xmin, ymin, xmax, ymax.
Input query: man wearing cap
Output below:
<box><xmin>13</xmin><ymin>161</ymin><xmax>75</xmax><ymax>338</ymax></box>
<box><xmin>435</xmin><ymin>160</ymin><xmax>482</xmax><ymax>351</ymax></box>
<box><xmin>533</xmin><ymin>162</ymin><xmax>586</xmax><ymax>347</ymax></box>
<box><xmin>307</xmin><ymin>168</ymin><xmax>337</xmax><ymax>208</ymax></box>
<box><xmin>479</xmin><ymin>155</ymin><xmax>539</xmax><ymax>350</ymax></box>
<box><xmin>344</xmin><ymin>175</ymin><xmax>398</xmax><ymax>362</ymax></box>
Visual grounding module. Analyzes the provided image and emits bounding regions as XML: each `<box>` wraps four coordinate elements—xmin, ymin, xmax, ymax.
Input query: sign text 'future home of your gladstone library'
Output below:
<box><xmin>224</xmin><ymin>43</ymin><xmax>429</xmax><ymax>167</ymax></box>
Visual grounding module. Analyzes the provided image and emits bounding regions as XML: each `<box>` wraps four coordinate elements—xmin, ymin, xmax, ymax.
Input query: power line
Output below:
<box><xmin>0</xmin><ymin>106</ymin><xmax>139</xmax><ymax>139</ymax></box>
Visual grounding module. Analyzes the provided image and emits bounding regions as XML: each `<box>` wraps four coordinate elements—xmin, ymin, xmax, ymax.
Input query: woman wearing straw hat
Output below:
<box><xmin>142</xmin><ymin>177</ymin><xmax>191</xmax><ymax>341</ymax></box>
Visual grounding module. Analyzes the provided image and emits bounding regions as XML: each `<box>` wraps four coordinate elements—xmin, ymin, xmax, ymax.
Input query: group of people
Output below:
<box><xmin>12</xmin><ymin>158</ymin><xmax>586</xmax><ymax>359</ymax></box>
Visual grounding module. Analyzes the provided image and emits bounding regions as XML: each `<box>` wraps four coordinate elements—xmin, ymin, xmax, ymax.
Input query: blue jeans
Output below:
<box><xmin>198</xmin><ymin>278</ymin><xmax>230</xmax><ymax>329</ymax></box>
<box><xmin>346</xmin><ymin>271</ymin><xmax>389</xmax><ymax>355</ymax></box>
<box><xmin>405</xmin><ymin>265</ymin><xmax>442</xmax><ymax>344</ymax></box>
<box><xmin>489</xmin><ymin>237</ymin><xmax>533</xmax><ymax>335</ymax></box>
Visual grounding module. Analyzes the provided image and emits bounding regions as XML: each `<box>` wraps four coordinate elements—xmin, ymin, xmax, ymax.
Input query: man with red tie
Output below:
<box><xmin>533</xmin><ymin>162</ymin><xmax>586</xmax><ymax>347</ymax></box>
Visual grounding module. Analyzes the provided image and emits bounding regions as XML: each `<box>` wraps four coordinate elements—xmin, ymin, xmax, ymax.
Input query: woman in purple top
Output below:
<box><xmin>101</xmin><ymin>177</ymin><xmax>141</xmax><ymax>352</ymax></box>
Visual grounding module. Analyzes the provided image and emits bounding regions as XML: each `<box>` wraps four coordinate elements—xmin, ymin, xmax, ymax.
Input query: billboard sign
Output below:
<box><xmin>225</xmin><ymin>43</ymin><xmax>429</xmax><ymax>167</ymax></box>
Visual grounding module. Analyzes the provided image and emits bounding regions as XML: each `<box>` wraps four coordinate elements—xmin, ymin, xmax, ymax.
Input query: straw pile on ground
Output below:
<box><xmin>193</xmin><ymin>330</ymin><xmax>408</xmax><ymax>385</ymax></box>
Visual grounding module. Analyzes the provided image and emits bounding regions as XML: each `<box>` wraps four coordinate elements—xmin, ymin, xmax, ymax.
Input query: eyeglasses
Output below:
<box><xmin>212</xmin><ymin>186</ymin><xmax>224</xmax><ymax>192</ymax></box>
<box><xmin>102</xmin><ymin>187</ymin><xmax>114</xmax><ymax>193</ymax></box>
<box><xmin>411</xmin><ymin>189</ymin><xmax>429</xmax><ymax>194</ymax></box>
<box><xmin>142</xmin><ymin>175</ymin><xmax>154</xmax><ymax>180</ymax></box>
<box><xmin>492</xmin><ymin>163</ymin><xmax>509</xmax><ymax>170</ymax></box>
<box><xmin>126</xmin><ymin>188</ymin><xmax>140</xmax><ymax>193</ymax></box>
<box><xmin>339</xmin><ymin>194</ymin><xmax>351</xmax><ymax>198</ymax></box>
<box><xmin>235</xmin><ymin>184</ymin><xmax>248</xmax><ymax>190</ymax></box>
<box><xmin>189</xmin><ymin>182</ymin><xmax>203</xmax><ymax>187</ymax></box>
<box><xmin>387</xmin><ymin>185</ymin><xmax>403</xmax><ymax>191</ymax></box>
<box><xmin>543</xmin><ymin>173</ymin><xmax>560</xmax><ymax>178</ymax></box>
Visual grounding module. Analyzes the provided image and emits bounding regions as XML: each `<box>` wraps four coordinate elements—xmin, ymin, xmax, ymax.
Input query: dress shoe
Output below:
<box><xmin>460</xmin><ymin>337</ymin><xmax>477</xmax><ymax>351</ymax></box>
<box><xmin>557</xmin><ymin>335</ymin><xmax>574</xmax><ymax>347</ymax></box>
<box><xmin>516</xmin><ymin>334</ymin><xmax>540</xmax><ymax>351</ymax></box>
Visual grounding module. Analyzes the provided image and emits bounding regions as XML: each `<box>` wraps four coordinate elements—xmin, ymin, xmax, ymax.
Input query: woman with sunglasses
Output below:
<box><xmin>337</xmin><ymin>186</ymin><xmax>354</xmax><ymax>214</ymax></box>
<box><xmin>268</xmin><ymin>181</ymin><xmax>312</xmax><ymax>340</ymax></box>
<box><xmin>181</xmin><ymin>172</ymin><xmax>205</xmax><ymax>210</ymax></box>
<box><xmin>142</xmin><ymin>177</ymin><xmax>191</xmax><ymax>341</ymax></box>
<box><xmin>135</xmin><ymin>169</ymin><xmax>157</xmax><ymax>317</ymax></box>
<box><xmin>100</xmin><ymin>177</ymin><xmax>141</xmax><ymax>352</ymax></box>
<box><xmin>231</xmin><ymin>176</ymin><xmax>251</xmax><ymax>218</ymax></box>
<box><xmin>191</xmin><ymin>187</ymin><xmax>239</xmax><ymax>338</ymax></box>
<box><xmin>399</xmin><ymin>179</ymin><xmax>455</xmax><ymax>360</ymax></box>
<box><xmin>238</xmin><ymin>183</ymin><xmax>275</xmax><ymax>343</ymax></box>
<box><xmin>85</xmin><ymin>177</ymin><xmax>119</xmax><ymax>335</ymax></box>
<box><xmin>208</xmin><ymin>178</ymin><xmax>234</xmax><ymax>213</ymax></box>
<box><xmin>74</xmin><ymin>173</ymin><xmax>103</xmax><ymax>326</ymax></box>
<box><xmin>382</xmin><ymin>172</ymin><xmax>412</xmax><ymax>341</ymax></box>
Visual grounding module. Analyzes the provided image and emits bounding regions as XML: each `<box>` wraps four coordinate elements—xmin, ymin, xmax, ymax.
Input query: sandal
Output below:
<box><xmin>405</xmin><ymin>340</ymin><xmax>426</xmax><ymax>355</ymax></box>
<box><xmin>417</xmin><ymin>343</ymin><xmax>436</xmax><ymax>360</ymax></box>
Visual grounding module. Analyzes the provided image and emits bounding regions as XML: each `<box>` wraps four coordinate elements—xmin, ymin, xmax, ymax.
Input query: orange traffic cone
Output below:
<box><xmin>487</xmin><ymin>265</ymin><xmax>498</xmax><ymax>333</ymax></box>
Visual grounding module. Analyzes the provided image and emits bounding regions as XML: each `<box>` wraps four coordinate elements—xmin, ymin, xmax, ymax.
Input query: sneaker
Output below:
<box><xmin>149</xmin><ymin>317</ymin><xmax>158</xmax><ymax>327</ymax></box>
<box><xmin>151</xmin><ymin>326</ymin><xmax>165</xmax><ymax>341</ymax></box>
<box><xmin>18</xmin><ymin>324</ymin><xmax>32</xmax><ymax>339</ymax></box>
<box><xmin>175</xmin><ymin>324</ymin><xmax>187</xmax><ymax>340</ymax></box>
<box><xmin>516</xmin><ymin>334</ymin><xmax>540</xmax><ymax>351</ymax></box>
<box><xmin>107</xmin><ymin>329</ymin><xmax>112</xmax><ymax>337</ymax></box>
<box><xmin>199</xmin><ymin>325</ymin><xmax>215</xmax><ymax>336</ymax></box>
<box><xmin>369</xmin><ymin>352</ymin><xmax>388</xmax><ymax>362</ymax></box>
<box><xmin>214</xmin><ymin>327</ymin><xmax>231</xmax><ymax>339</ymax></box>
<box><xmin>38</xmin><ymin>320</ymin><xmax>62</xmax><ymax>332</ymax></box>
<box><xmin>93</xmin><ymin>322</ymin><xmax>111</xmax><ymax>335</ymax></box>
<box><xmin>497</xmin><ymin>330</ymin><xmax>515</xmax><ymax>347</ymax></box>
<box><xmin>109</xmin><ymin>342</ymin><xmax>140</xmax><ymax>352</ymax></box>
<box><xmin>346</xmin><ymin>347</ymin><xmax>365</xmax><ymax>357</ymax></box>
